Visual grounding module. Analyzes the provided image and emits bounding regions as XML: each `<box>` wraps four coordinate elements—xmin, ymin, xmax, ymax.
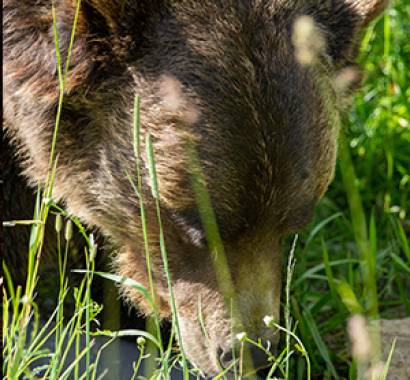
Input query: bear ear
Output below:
<box><xmin>314</xmin><ymin>0</ymin><xmax>389</xmax><ymax>64</ymax></box>
<box><xmin>54</xmin><ymin>0</ymin><xmax>163</xmax><ymax>62</ymax></box>
<box><xmin>82</xmin><ymin>0</ymin><xmax>163</xmax><ymax>37</ymax></box>
<box><xmin>345</xmin><ymin>0</ymin><xmax>389</xmax><ymax>26</ymax></box>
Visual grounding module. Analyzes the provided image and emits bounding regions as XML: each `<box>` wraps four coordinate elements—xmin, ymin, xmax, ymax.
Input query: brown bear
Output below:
<box><xmin>3</xmin><ymin>0</ymin><xmax>388</xmax><ymax>376</ymax></box>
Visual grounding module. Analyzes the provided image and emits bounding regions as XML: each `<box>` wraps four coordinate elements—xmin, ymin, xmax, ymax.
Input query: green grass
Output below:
<box><xmin>2</xmin><ymin>0</ymin><xmax>409</xmax><ymax>379</ymax></box>
<box><xmin>290</xmin><ymin>2</ymin><xmax>410</xmax><ymax>378</ymax></box>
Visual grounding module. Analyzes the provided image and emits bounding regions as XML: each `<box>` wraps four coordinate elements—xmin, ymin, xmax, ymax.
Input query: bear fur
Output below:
<box><xmin>3</xmin><ymin>0</ymin><xmax>388</xmax><ymax>374</ymax></box>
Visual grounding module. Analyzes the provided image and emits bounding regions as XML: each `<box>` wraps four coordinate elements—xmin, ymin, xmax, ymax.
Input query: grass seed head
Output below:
<box><xmin>292</xmin><ymin>15</ymin><xmax>325</xmax><ymax>66</ymax></box>
<box><xmin>348</xmin><ymin>314</ymin><xmax>371</xmax><ymax>363</ymax></box>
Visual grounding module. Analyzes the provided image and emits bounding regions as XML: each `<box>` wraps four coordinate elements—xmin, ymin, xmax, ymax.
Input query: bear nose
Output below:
<box><xmin>219</xmin><ymin>344</ymin><xmax>270</xmax><ymax>371</ymax></box>
<box><xmin>249</xmin><ymin>346</ymin><xmax>270</xmax><ymax>369</ymax></box>
<box><xmin>219</xmin><ymin>349</ymin><xmax>234</xmax><ymax>369</ymax></box>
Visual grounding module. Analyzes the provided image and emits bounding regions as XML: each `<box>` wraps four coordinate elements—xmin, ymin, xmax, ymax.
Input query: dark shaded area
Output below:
<box><xmin>2</xmin><ymin>134</ymin><xmax>176</xmax><ymax>375</ymax></box>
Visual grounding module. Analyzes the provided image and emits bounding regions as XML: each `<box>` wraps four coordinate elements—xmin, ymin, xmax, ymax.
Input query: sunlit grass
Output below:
<box><xmin>290</xmin><ymin>2</ymin><xmax>409</xmax><ymax>378</ymax></box>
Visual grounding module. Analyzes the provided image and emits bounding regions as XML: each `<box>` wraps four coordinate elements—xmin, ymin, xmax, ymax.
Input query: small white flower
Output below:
<box><xmin>236</xmin><ymin>332</ymin><xmax>247</xmax><ymax>342</ymax></box>
<box><xmin>263</xmin><ymin>315</ymin><xmax>275</xmax><ymax>328</ymax></box>
<box><xmin>42</xmin><ymin>197</ymin><xmax>51</xmax><ymax>205</ymax></box>
<box><xmin>137</xmin><ymin>337</ymin><xmax>146</xmax><ymax>346</ymax></box>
